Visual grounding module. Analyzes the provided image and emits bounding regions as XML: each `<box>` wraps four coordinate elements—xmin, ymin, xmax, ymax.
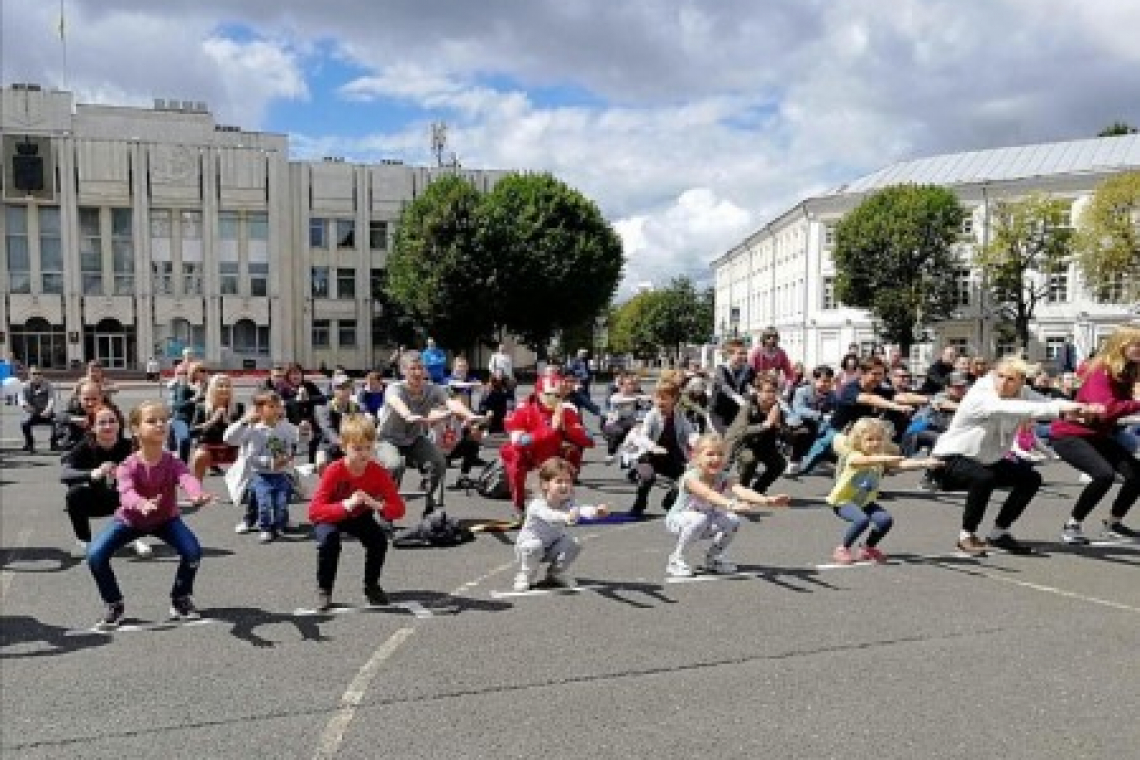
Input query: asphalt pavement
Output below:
<box><xmin>1</xmin><ymin>388</ymin><xmax>1138</xmax><ymax>760</ymax></box>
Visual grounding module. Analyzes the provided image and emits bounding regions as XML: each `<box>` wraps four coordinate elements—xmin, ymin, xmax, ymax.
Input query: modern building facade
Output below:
<box><xmin>712</xmin><ymin>134</ymin><xmax>1140</xmax><ymax>370</ymax></box>
<box><xmin>0</xmin><ymin>84</ymin><xmax>507</xmax><ymax>371</ymax></box>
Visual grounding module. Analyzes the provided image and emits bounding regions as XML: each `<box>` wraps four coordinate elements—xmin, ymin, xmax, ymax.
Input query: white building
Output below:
<box><xmin>0</xmin><ymin>84</ymin><xmax>507</xmax><ymax>371</ymax></box>
<box><xmin>712</xmin><ymin>134</ymin><xmax>1140</xmax><ymax>370</ymax></box>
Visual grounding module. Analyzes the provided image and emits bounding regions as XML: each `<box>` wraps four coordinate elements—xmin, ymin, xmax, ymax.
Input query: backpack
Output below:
<box><xmin>473</xmin><ymin>458</ymin><xmax>510</xmax><ymax>500</ymax></box>
<box><xmin>392</xmin><ymin>510</ymin><xmax>475</xmax><ymax>548</ymax></box>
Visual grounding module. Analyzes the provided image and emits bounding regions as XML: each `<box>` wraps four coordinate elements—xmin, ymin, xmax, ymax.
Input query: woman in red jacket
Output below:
<box><xmin>500</xmin><ymin>374</ymin><xmax>595</xmax><ymax>514</ymax></box>
<box><xmin>1051</xmin><ymin>325</ymin><xmax>1140</xmax><ymax>545</ymax></box>
<box><xmin>308</xmin><ymin>416</ymin><xmax>405</xmax><ymax>612</ymax></box>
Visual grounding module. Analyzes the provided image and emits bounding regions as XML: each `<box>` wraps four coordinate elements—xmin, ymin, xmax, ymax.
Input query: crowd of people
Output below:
<box><xmin>11</xmin><ymin>324</ymin><xmax>1140</xmax><ymax>631</ymax></box>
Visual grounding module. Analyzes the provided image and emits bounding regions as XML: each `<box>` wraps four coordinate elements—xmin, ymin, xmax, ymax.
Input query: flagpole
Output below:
<box><xmin>59</xmin><ymin>0</ymin><xmax>68</xmax><ymax>90</ymax></box>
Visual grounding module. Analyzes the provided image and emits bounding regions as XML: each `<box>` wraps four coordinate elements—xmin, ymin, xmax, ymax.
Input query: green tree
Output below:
<box><xmin>975</xmin><ymin>194</ymin><xmax>1075</xmax><ymax>351</ymax></box>
<box><xmin>480</xmin><ymin>173</ymin><xmax>625</xmax><ymax>357</ymax></box>
<box><xmin>386</xmin><ymin>174</ymin><xmax>499</xmax><ymax>351</ymax></box>
<box><xmin>1075</xmin><ymin>171</ymin><xmax>1140</xmax><ymax>305</ymax></box>
<box><xmin>608</xmin><ymin>292</ymin><xmax>663</xmax><ymax>359</ymax></box>
<box><xmin>642</xmin><ymin>278</ymin><xmax>714</xmax><ymax>359</ymax></box>
<box><xmin>1097</xmin><ymin>122</ymin><xmax>1139</xmax><ymax>137</ymax></box>
<box><xmin>832</xmin><ymin>184</ymin><xmax>964</xmax><ymax>354</ymax></box>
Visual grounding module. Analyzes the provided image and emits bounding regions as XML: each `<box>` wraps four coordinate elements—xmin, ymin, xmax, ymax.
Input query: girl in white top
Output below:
<box><xmin>665</xmin><ymin>434</ymin><xmax>791</xmax><ymax>578</ymax></box>
<box><xmin>513</xmin><ymin>457</ymin><xmax>608</xmax><ymax>591</ymax></box>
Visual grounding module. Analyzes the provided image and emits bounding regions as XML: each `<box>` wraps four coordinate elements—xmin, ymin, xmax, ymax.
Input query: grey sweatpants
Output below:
<box><xmin>666</xmin><ymin>509</ymin><xmax>741</xmax><ymax>563</ymax></box>
<box><xmin>516</xmin><ymin>533</ymin><xmax>581</xmax><ymax>577</ymax></box>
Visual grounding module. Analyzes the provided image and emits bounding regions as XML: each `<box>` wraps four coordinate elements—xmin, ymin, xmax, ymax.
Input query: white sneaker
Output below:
<box><xmin>604</xmin><ymin>454</ymin><xmax>615</xmax><ymax>465</ymax></box>
<box><xmin>234</xmin><ymin>521</ymin><xmax>254</xmax><ymax>534</ymax></box>
<box><xmin>666</xmin><ymin>558</ymin><xmax>694</xmax><ymax>577</ymax></box>
<box><xmin>1078</xmin><ymin>472</ymin><xmax>1092</xmax><ymax>484</ymax></box>
<box><xmin>258</xmin><ymin>531</ymin><xmax>274</xmax><ymax>544</ymax></box>
<box><xmin>785</xmin><ymin>461</ymin><xmax>800</xmax><ymax>477</ymax></box>
<box><xmin>703</xmin><ymin>554</ymin><xmax>738</xmax><ymax>574</ymax></box>
<box><xmin>1060</xmin><ymin>522</ymin><xmax>1089</xmax><ymax>546</ymax></box>
<box><xmin>71</xmin><ymin>540</ymin><xmax>89</xmax><ymax>559</ymax></box>
<box><xmin>512</xmin><ymin>572</ymin><xmax>532</xmax><ymax>592</ymax></box>
<box><xmin>132</xmin><ymin>539</ymin><xmax>153</xmax><ymax>559</ymax></box>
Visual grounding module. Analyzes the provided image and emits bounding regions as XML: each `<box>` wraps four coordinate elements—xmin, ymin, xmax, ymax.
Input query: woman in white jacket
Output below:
<box><xmin>932</xmin><ymin>357</ymin><xmax>1093</xmax><ymax>556</ymax></box>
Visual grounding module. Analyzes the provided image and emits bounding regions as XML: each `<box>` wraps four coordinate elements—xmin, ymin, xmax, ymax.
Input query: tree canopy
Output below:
<box><xmin>607</xmin><ymin>277</ymin><xmax>714</xmax><ymax>359</ymax></box>
<box><xmin>975</xmin><ymin>194</ymin><xmax>1074</xmax><ymax>350</ymax></box>
<box><xmin>1074</xmin><ymin>171</ymin><xmax>1140</xmax><ymax>305</ymax></box>
<box><xmin>1097</xmin><ymin>122</ymin><xmax>1139</xmax><ymax>137</ymax></box>
<box><xmin>832</xmin><ymin>184</ymin><xmax>964</xmax><ymax>353</ymax></box>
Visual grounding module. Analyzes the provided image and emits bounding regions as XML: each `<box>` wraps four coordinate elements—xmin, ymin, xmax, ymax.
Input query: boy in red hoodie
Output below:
<box><xmin>500</xmin><ymin>374</ymin><xmax>594</xmax><ymax>514</ymax></box>
<box><xmin>308</xmin><ymin>416</ymin><xmax>405</xmax><ymax>611</ymax></box>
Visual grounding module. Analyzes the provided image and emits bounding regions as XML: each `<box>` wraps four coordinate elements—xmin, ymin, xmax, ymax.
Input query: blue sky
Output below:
<box><xmin>4</xmin><ymin>0</ymin><xmax>1140</xmax><ymax>295</ymax></box>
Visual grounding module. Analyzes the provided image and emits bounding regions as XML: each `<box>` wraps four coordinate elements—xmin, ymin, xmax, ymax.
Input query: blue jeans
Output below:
<box><xmin>168</xmin><ymin>419</ymin><xmax>193</xmax><ymax>462</ymax></box>
<box><xmin>251</xmin><ymin>472</ymin><xmax>291</xmax><ymax>531</ymax></box>
<box><xmin>834</xmin><ymin>502</ymin><xmax>894</xmax><ymax>548</ymax></box>
<box><xmin>800</xmin><ymin>427</ymin><xmax>839</xmax><ymax>474</ymax></box>
<box><xmin>87</xmin><ymin>517</ymin><xmax>202</xmax><ymax>604</ymax></box>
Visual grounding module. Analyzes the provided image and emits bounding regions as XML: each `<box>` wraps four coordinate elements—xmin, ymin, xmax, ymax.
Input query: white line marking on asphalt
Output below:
<box><xmin>974</xmin><ymin>574</ymin><xmax>1140</xmax><ymax>615</ymax></box>
<box><xmin>490</xmin><ymin>585</ymin><xmax>601</xmax><ymax>598</ymax></box>
<box><xmin>292</xmin><ymin>602</ymin><xmax>433</xmax><ymax>618</ymax></box>
<box><xmin>1085</xmin><ymin>540</ymin><xmax>1139</xmax><ymax>548</ymax></box>
<box><xmin>65</xmin><ymin>618</ymin><xmax>222</xmax><ymax>636</ymax></box>
<box><xmin>0</xmin><ymin>528</ymin><xmax>33</xmax><ymax>601</ymax></box>
<box><xmin>313</xmin><ymin>627</ymin><xmax>414</xmax><ymax>760</ymax></box>
<box><xmin>665</xmin><ymin>571</ymin><xmax>769</xmax><ymax>585</ymax></box>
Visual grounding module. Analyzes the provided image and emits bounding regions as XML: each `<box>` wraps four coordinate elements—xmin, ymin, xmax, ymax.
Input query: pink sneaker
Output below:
<box><xmin>831</xmin><ymin>546</ymin><xmax>855</xmax><ymax>565</ymax></box>
<box><xmin>858</xmin><ymin>546</ymin><xmax>888</xmax><ymax>563</ymax></box>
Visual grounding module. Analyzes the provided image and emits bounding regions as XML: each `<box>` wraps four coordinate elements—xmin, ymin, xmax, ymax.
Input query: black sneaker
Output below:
<box><xmin>169</xmin><ymin>596</ymin><xmax>202</xmax><ymax>621</ymax></box>
<box><xmin>1103</xmin><ymin>521</ymin><xmax>1140</xmax><ymax>540</ymax></box>
<box><xmin>363</xmin><ymin>585</ymin><xmax>389</xmax><ymax>606</ymax></box>
<box><xmin>987</xmin><ymin>533</ymin><xmax>1036</xmax><ymax>555</ymax></box>
<box><xmin>94</xmin><ymin>602</ymin><xmax>126</xmax><ymax>631</ymax></box>
<box><xmin>316</xmin><ymin>590</ymin><xmax>333</xmax><ymax>612</ymax></box>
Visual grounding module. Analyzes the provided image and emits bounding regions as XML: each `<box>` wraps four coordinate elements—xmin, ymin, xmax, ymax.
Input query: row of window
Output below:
<box><xmin>309</xmin><ymin>219</ymin><xmax>390</xmax><ymax>251</ymax></box>
<box><xmin>311</xmin><ymin>268</ymin><xmax>387</xmax><ymax>300</ymax></box>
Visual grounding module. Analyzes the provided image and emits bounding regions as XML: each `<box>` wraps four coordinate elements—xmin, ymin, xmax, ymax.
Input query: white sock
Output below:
<box><xmin>959</xmin><ymin>530</ymin><xmax>975</xmax><ymax>541</ymax></box>
<box><xmin>1065</xmin><ymin>518</ymin><xmax>1080</xmax><ymax>528</ymax></box>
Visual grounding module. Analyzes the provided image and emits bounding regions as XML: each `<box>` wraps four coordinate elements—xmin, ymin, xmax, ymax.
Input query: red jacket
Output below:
<box><xmin>1050</xmin><ymin>365</ymin><xmax>1140</xmax><ymax>440</ymax></box>
<box><xmin>504</xmin><ymin>395</ymin><xmax>594</xmax><ymax>462</ymax></box>
<box><xmin>309</xmin><ymin>459</ymin><xmax>406</xmax><ymax>524</ymax></box>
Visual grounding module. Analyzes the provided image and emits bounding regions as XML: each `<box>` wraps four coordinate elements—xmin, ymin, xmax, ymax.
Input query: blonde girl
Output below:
<box><xmin>827</xmin><ymin>418</ymin><xmax>940</xmax><ymax>564</ymax></box>
<box><xmin>86</xmin><ymin>401</ymin><xmax>214</xmax><ymax>630</ymax></box>
<box><xmin>190</xmin><ymin>372</ymin><xmax>244</xmax><ymax>479</ymax></box>
<box><xmin>665</xmin><ymin>433</ymin><xmax>791</xmax><ymax>578</ymax></box>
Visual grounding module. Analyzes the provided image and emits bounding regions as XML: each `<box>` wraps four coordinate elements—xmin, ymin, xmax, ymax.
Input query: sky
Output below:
<box><xmin>2</xmin><ymin>0</ymin><xmax>1139</xmax><ymax>298</ymax></box>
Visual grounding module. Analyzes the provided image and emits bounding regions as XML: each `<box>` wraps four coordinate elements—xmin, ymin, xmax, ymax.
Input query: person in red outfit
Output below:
<box><xmin>747</xmin><ymin>327</ymin><xmax>795</xmax><ymax>390</ymax></box>
<box><xmin>1051</xmin><ymin>325</ymin><xmax>1140</xmax><ymax>544</ymax></box>
<box><xmin>500</xmin><ymin>374</ymin><xmax>595</xmax><ymax>513</ymax></box>
<box><xmin>308</xmin><ymin>416</ymin><xmax>406</xmax><ymax>612</ymax></box>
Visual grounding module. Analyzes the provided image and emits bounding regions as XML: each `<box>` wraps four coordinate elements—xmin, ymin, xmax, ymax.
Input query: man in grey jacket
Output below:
<box><xmin>19</xmin><ymin>366</ymin><xmax>58</xmax><ymax>452</ymax></box>
<box><xmin>932</xmin><ymin>357</ymin><xmax>1096</xmax><ymax>556</ymax></box>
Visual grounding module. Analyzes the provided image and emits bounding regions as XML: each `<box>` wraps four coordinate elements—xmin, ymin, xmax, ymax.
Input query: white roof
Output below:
<box><xmin>831</xmin><ymin>134</ymin><xmax>1140</xmax><ymax>195</ymax></box>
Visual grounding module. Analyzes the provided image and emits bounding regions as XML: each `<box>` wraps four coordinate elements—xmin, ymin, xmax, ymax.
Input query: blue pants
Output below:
<box><xmin>168</xmin><ymin>419</ymin><xmax>193</xmax><ymax>461</ymax></box>
<box><xmin>800</xmin><ymin>426</ymin><xmax>839</xmax><ymax>474</ymax></box>
<box><xmin>834</xmin><ymin>502</ymin><xmax>894</xmax><ymax>548</ymax></box>
<box><xmin>251</xmin><ymin>473</ymin><xmax>291</xmax><ymax>531</ymax></box>
<box><xmin>87</xmin><ymin>517</ymin><xmax>202</xmax><ymax>604</ymax></box>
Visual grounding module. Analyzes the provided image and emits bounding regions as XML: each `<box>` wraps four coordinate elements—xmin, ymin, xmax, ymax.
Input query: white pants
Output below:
<box><xmin>667</xmin><ymin>509</ymin><xmax>740</xmax><ymax>562</ymax></box>
<box><xmin>516</xmin><ymin>533</ymin><xmax>581</xmax><ymax>576</ymax></box>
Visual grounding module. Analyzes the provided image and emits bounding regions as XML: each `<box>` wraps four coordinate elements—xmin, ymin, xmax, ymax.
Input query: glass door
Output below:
<box><xmin>95</xmin><ymin>334</ymin><xmax>128</xmax><ymax>369</ymax></box>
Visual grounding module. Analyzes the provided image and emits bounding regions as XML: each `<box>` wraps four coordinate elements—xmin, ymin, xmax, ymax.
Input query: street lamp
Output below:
<box><xmin>594</xmin><ymin>314</ymin><xmax>607</xmax><ymax>372</ymax></box>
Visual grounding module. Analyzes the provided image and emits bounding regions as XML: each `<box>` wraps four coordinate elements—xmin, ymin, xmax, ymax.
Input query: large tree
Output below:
<box><xmin>832</xmin><ymin>184</ymin><xmax>964</xmax><ymax>354</ymax></box>
<box><xmin>975</xmin><ymin>194</ymin><xmax>1075</xmax><ymax>350</ymax></box>
<box><xmin>386</xmin><ymin>174</ymin><xmax>499</xmax><ymax>351</ymax></box>
<box><xmin>607</xmin><ymin>291</ymin><xmax>663</xmax><ymax>359</ymax></box>
<box><xmin>480</xmin><ymin>173</ymin><xmax>625</xmax><ymax>357</ymax></box>
<box><xmin>642</xmin><ymin>277</ymin><xmax>714</xmax><ymax>359</ymax></box>
<box><xmin>1074</xmin><ymin>171</ymin><xmax>1140</xmax><ymax>305</ymax></box>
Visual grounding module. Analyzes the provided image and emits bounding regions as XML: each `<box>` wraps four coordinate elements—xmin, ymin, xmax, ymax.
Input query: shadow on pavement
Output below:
<box><xmin>0</xmin><ymin>615</ymin><xmax>111</xmax><ymax>659</ymax></box>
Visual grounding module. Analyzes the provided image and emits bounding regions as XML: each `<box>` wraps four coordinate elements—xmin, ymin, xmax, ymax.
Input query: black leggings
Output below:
<box><xmin>1051</xmin><ymin>435</ymin><xmax>1140</xmax><ymax>522</ymax></box>
<box><xmin>736</xmin><ymin>430</ymin><xmax>786</xmax><ymax>494</ymax></box>
<box><xmin>312</xmin><ymin>511</ymin><xmax>389</xmax><ymax>593</ymax></box>
<box><xmin>940</xmin><ymin>456</ymin><xmax>1042</xmax><ymax>533</ymax></box>
<box><xmin>65</xmin><ymin>485</ymin><xmax>120</xmax><ymax>543</ymax></box>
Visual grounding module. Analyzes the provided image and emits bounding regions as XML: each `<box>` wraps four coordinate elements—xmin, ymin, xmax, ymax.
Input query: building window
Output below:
<box><xmin>953</xmin><ymin>268</ymin><xmax>971</xmax><ymax>307</ymax></box>
<box><xmin>822</xmin><ymin>222</ymin><xmax>836</xmax><ymax>249</ymax></box>
<box><xmin>150</xmin><ymin>209</ymin><xmax>172</xmax><ymax>238</ymax></box>
<box><xmin>248</xmin><ymin>212</ymin><xmax>268</xmax><ymax>241</ymax></box>
<box><xmin>249</xmin><ymin>262</ymin><xmax>268</xmax><ymax>297</ymax></box>
<box><xmin>369</xmin><ymin>220</ymin><xmax>388</xmax><ymax>250</ymax></box>
<box><xmin>1045</xmin><ymin>337</ymin><xmax>1068</xmax><ymax>363</ymax></box>
<box><xmin>821</xmin><ymin>276</ymin><xmax>836</xmax><ymax>310</ymax></box>
<box><xmin>78</xmin><ymin>207</ymin><xmax>102</xmax><ymax>296</ymax></box>
<box><xmin>4</xmin><ymin>205</ymin><xmax>31</xmax><ymax>294</ymax></box>
<box><xmin>39</xmin><ymin>207</ymin><xmax>64</xmax><ymax>294</ymax></box>
<box><xmin>336</xmin><ymin>219</ymin><xmax>355</xmax><ymax>249</ymax></box>
<box><xmin>370</xmin><ymin>268</ymin><xmax>386</xmax><ymax>300</ymax></box>
<box><xmin>223</xmin><ymin>319</ymin><xmax>270</xmax><ymax>355</ymax></box>
<box><xmin>1046</xmin><ymin>267</ymin><xmax>1069</xmax><ymax>304</ymax></box>
<box><xmin>947</xmin><ymin>337</ymin><xmax>970</xmax><ymax>356</ymax></box>
<box><xmin>180</xmin><ymin>210</ymin><xmax>202</xmax><ymax>239</ymax></box>
<box><xmin>309</xmin><ymin>218</ymin><xmax>327</xmax><ymax>248</ymax></box>
<box><xmin>219</xmin><ymin>262</ymin><xmax>240</xmax><ymax>295</ymax></box>
<box><xmin>181</xmin><ymin>262</ymin><xmax>202</xmax><ymax>296</ymax></box>
<box><xmin>1094</xmin><ymin>275</ymin><xmax>1126</xmax><ymax>304</ymax></box>
<box><xmin>338</xmin><ymin>319</ymin><xmax>357</xmax><ymax>348</ymax></box>
<box><xmin>152</xmin><ymin>261</ymin><xmax>173</xmax><ymax>295</ymax></box>
<box><xmin>112</xmin><ymin>208</ymin><xmax>134</xmax><ymax>295</ymax></box>
<box><xmin>311</xmin><ymin>266</ymin><xmax>329</xmax><ymax>298</ymax></box>
<box><xmin>336</xmin><ymin>267</ymin><xmax>356</xmax><ymax>299</ymax></box>
<box><xmin>995</xmin><ymin>338</ymin><xmax>1017</xmax><ymax>359</ymax></box>
<box><xmin>312</xmin><ymin>319</ymin><xmax>330</xmax><ymax>347</ymax></box>
<box><xmin>959</xmin><ymin>215</ymin><xmax>974</xmax><ymax>240</ymax></box>
<box><xmin>219</xmin><ymin>211</ymin><xmax>240</xmax><ymax>240</ymax></box>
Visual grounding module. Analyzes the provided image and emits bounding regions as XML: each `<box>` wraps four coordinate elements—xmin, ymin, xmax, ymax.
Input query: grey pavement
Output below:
<box><xmin>2</xmin><ymin>393</ymin><xmax>1139</xmax><ymax>760</ymax></box>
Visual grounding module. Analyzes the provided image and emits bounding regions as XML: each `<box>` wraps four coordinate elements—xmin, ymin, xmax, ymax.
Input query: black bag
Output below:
<box><xmin>473</xmin><ymin>458</ymin><xmax>511</xmax><ymax>500</ymax></box>
<box><xmin>392</xmin><ymin>510</ymin><xmax>475</xmax><ymax>548</ymax></box>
